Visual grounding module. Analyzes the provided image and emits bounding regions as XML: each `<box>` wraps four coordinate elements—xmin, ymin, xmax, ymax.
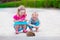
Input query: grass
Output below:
<box><xmin>0</xmin><ymin>1</ymin><xmax>21</xmax><ymax>8</ymax></box>
<box><xmin>0</xmin><ymin>0</ymin><xmax>60</xmax><ymax>8</ymax></box>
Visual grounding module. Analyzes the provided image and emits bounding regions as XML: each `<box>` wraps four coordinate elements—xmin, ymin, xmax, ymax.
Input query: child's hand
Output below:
<box><xmin>18</xmin><ymin>20</ymin><xmax>22</xmax><ymax>21</ymax></box>
<box><xmin>25</xmin><ymin>20</ymin><xmax>27</xmax><ymax>21</ymax></box>
<box><xmin>13</xmin><ymin>20</ymin><xmax>19</xmax><ymax>22</ymax></box>
<box><xmin>25</xmin><ymin>19</ymin><xmax>28</xmax><ymax>21</ymax></box>
<box><xmin>32</xmin><ymin>25</ymin><xmax>36</xmax><ymax>27</ymax></box>
<box><xmin>18</xmin><ymin>19</ymin><xmax>25</xmax><ymax>22</ymax></box>
<box><xmin>29</xmin><ymin>24</ymin><xmax>36</xmax><ymax>27</ymax></box>
<box><xmin>29</xmin><ymin>24</ymin><xmax>32</xmax><ymax>26</ymax></box>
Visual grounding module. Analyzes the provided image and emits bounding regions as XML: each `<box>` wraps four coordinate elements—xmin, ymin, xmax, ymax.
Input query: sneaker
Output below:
<box><xmin>23</xmin><ymin>30</ymin><xmax>27</xmax><ymax>33</ymax></box>
<box><xmin>16</xmin><ymin>31</ymin><xmax>19</xmax><ymax>34</ymax></box>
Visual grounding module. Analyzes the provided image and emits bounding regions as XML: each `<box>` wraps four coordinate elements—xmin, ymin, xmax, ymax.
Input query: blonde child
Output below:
<box><xmin>28</xmin><ymin>12</ymin><xmax>40</xmax><ymax>32</ymax></box>
<box><xmin>13</xmin><ymin>5</ymin><xmax>27</xmax><ymax>34</ymax></box>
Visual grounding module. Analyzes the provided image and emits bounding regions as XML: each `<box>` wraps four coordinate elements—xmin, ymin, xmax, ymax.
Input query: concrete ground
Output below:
<box><xmin>0</xmin><ymin>8</ymin><xmax>60</xmax><ymax>40</ymax></box>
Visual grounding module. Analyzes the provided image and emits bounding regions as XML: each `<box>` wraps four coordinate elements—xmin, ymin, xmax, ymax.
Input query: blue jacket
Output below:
<box><xmin>29</xmin><ymin>18</ymin><xmax>40</xmax><ymax>26</ymax></box>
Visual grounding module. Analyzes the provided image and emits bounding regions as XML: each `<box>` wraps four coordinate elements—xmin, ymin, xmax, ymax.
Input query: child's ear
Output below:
<box><xmin>18</xmin><ymin>9</ymin><xmax>20</xmax><ymax>11</ymax></box>
<box><xmin>17</xmin><ymin>9</ymin><xmax>20</xmax><ymax>13</ymax></box>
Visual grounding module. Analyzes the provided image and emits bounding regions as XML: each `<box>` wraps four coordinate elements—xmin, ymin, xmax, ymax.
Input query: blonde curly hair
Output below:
<box><xmin>17</xmin><ymin>5</ymin><xmax>26</xmax><ymax>15</ymax></box>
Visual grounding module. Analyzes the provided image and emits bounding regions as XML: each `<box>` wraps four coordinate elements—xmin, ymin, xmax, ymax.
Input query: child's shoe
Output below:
<box><xmin>16</xmin><ymin>31</ymin><xmax>19</xmax><ymax>34</ymax></box>
<box><xmin>23</xmin><ymin>30</ymin><xmax>27</xmax><ymax>33</ymax></box>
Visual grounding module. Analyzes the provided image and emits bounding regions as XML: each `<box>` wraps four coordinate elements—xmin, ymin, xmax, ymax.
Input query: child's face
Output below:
<box><xmin>19</xmin><ymin>10</ymin><xmax>25</xmax><ymax>16</ymax></box>
<box><xmin>32</xmin><ymin>13</ymin><xmax>38</xmax><ymax>21</ymax></box>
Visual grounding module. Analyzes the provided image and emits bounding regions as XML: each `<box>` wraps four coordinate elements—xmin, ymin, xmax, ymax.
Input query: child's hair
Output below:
<box><xmin>32</xmin><ymin>12</ymin><xmax>38</xmax><ymax>17</ymax></box>
<box><xmin>17</xmin><ymin>5</ymin><xmax>26</xmax><ymax>15</ymax></box>
<box><xmin>18</xmin><ymin>5</ymin><xmax>25</xmax><ymax>10</ymax></box>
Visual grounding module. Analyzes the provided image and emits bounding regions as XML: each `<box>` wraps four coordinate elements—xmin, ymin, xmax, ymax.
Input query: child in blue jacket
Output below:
<box><xmin>28</xmin><ymin>12</ymin><xmax>40</xmax><ymax>32</ymax></box>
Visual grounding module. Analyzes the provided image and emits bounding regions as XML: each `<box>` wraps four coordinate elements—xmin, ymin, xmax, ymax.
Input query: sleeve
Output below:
<box><xmin>13</xmin><ymin>15</ymin><xmax>17</xmax><ymax>20</ymax></box>
<box><xmin>20</xmin><ymin>17</ymin><xmax>25</xmax><ymax>21</ymax></box>
<box><xmin>35</xmin><ymin>20</ymin><xmax>40</xmax><ymax>26</ymax></box>
<box><xmin>22</xmin><ymin>14</ymin><xmax>27</xmax><ymax>20</ymax></box>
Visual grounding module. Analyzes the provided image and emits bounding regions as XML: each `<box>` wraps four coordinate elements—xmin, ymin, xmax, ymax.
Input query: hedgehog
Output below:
<box><xmin>26</xmin><ymin>31</ymin><xmax>35</xmax><ymax>37</ymax></box>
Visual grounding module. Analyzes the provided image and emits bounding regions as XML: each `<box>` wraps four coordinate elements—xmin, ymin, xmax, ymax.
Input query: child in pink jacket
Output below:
<box><xmin>13</xmin><ymin>5</ymin><xmax>27</xmax><ymax>34</ymax></box>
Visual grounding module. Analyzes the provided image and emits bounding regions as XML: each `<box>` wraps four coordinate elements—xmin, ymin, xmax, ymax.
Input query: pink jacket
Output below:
<box><xmin>13</xmin><ymin>14</ymin><xmax>27</xmax><ymax>21</ymax></box>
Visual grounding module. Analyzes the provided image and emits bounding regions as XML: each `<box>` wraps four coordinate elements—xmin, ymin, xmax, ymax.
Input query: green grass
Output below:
<box><xmin>0</xmin><ymin>1</ymin><xmax>21</xmax><ymax>8</ymax></box>
<box><xmin>0</xmin><ymin>0</ymin><xmax>60</xmax><ymax>8</ymax></box>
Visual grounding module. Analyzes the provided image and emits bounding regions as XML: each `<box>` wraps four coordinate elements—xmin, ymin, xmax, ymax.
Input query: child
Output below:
<box><xmin>13</xmin><ymin>5</ymin><xmax>27</xmax><ymax>34</ymax></box>
<box><xmin>28</xmin><ymin>12</ymin><xmax>40</xmax><ymax>32</ymax></box>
